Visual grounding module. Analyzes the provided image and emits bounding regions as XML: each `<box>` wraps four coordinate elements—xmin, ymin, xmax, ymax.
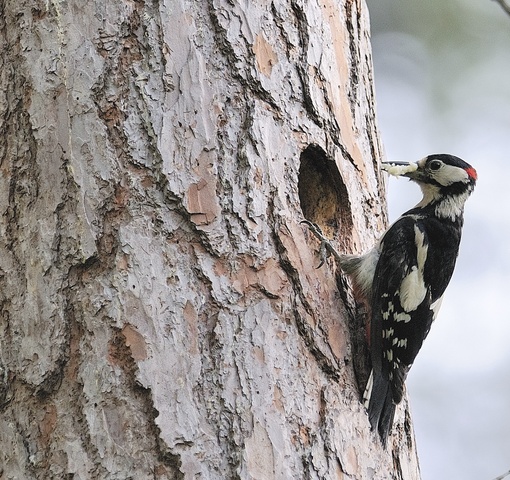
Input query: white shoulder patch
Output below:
<box><xmin>399</xmin><ymin>225</ymin><xmax>428</xmax><ymax>312</ymax></box>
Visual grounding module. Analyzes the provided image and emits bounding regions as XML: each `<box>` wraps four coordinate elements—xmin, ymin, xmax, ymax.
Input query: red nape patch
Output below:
<box><xmin>466</xmin><ymin>167</ymin><xmax>478</xmax><ymax>181</ymax></box>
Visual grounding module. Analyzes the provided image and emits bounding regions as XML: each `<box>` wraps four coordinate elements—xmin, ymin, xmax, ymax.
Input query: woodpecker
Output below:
<box><xmin>303</xmin><ymin>154</ymin><xmax>477</xmax><ymax>446</ymax></box>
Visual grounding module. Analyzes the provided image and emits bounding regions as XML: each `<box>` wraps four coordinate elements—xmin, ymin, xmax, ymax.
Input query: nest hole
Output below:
<box><xmin>298</xmin><ymin>145</ymin><xmax>352</xmax><ymax>240</ymax></box>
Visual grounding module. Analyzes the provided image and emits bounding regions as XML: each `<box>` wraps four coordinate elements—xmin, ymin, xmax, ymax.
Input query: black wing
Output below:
<box><xmin>367</xmin><ymin>215</ymin><xmax>435</xmax><ymax>442</ymax></box>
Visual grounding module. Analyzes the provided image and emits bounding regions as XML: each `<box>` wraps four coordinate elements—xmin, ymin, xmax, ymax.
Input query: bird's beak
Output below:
<box><xmin>381</xmin><ymin>161</ymin><xmax>421</xmax><ymax>180</ymax></box>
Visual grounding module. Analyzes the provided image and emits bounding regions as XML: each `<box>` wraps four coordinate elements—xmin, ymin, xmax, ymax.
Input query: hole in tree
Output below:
<box><xmin>299</xmin><ymin>145</ymin><xmax>368</xmax><ymax>395</ymax></box>
<box><xmin>298</xmin><ymin>144</ymin><xmax>352</xmax><ymax>241</ymax></box>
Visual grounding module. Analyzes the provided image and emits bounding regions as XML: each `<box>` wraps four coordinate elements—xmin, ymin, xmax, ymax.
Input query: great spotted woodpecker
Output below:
<box><xmin>303</xmin><ymin>154</ymin><xmax>477</xmax><ymax>445</ymax></box>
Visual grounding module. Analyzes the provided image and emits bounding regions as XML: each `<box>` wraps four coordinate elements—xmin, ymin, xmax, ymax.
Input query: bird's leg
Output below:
<box><xmin>300</xmin><ymin>220</ymin><xmax>344</xmax><ymax>268</ymax></box>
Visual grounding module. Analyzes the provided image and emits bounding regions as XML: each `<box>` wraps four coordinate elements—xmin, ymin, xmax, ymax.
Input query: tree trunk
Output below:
<box><xmin>0</xmin><ymin>0</ymin><xmax>420</xmax><ymax>478</ymax></box>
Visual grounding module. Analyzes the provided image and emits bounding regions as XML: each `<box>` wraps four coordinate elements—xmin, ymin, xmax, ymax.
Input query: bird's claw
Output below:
<box><xmin>300</xmin><ymin>220</ymin><xmax>339</xmax><ymax>268</ymax></box>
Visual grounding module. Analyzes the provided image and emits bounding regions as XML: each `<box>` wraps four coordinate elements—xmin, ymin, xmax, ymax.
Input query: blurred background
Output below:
<box><xmin>365</xmin><ymin>0</ymin><xmax>510</xmax><ymax>478</ymax></box>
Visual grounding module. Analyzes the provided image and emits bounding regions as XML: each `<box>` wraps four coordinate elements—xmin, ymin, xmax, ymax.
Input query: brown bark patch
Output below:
<box><xmin>122</xmin><ymin>324</ymin><xmax>148</xmax><ymax>361</ymax></box>
<box><xmin>38</xmin><ymin>403</ymin><xmax>57</xmax><ymax>448</ymax></box>
<box><xmin>253</xmin><ymin>34</ymin><xmax>278</xmax><ymax>78</ymax></box>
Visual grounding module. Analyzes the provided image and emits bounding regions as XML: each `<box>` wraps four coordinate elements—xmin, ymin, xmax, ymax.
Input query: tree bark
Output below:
<box><xmin>0</xmin><ymin>0</ymin><xmax>420</xmax><ymax>479</ymax></box>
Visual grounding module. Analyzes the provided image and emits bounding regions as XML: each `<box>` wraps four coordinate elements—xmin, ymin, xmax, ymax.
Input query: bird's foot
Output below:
<box><xmin>300</xmin><ymin>220</ymin><xmax>343</xmax><ymax>268</ymax></box>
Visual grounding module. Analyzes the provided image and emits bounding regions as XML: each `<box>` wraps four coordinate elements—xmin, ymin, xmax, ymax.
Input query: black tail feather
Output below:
<box><xmin>377</xmin><ymin>395</ymin><xmax>396</xmax><ymax>447</ymax></box>
<box><xmin>365</xmin><ymin>370</ymin><xmax>396</xmax><ymax>447</ymax></box>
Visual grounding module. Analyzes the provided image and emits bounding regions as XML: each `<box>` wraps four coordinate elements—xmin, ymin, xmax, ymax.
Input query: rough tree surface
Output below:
<box><xmin>0</xmin><ymin>0</ymin><xmax>421</xmax><ymax>479</ymax></box>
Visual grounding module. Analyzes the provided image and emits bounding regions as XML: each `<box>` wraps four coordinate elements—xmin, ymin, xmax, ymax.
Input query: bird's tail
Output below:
<box><xmin>363</xmin><ymin>370</ymin><xmax>396</xmax><ymax>447</ymax></box>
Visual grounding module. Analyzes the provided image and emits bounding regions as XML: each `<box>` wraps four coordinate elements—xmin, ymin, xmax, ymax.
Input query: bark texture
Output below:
<box><xmin>0</xmin><ymin>0</ymin><xmax>420</xmax><ymax>478</ymax></box>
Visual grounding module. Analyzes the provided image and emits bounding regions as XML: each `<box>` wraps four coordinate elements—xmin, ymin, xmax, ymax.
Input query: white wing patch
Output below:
<box><xmin>399</xmin><ymin>225</ymin><xmax>428</xmax><ymax>312</ymax></box>
<box><xmin>394</xmin><ymin>312</ymin><xmax>411</xmax><ymax>323</ymax></box>
<box><xmin>430</xmin><ymin>295</ymin><xmax>444</xmax><ymax>320</ymax></box>
<box><xmin>363</xmin><ymin>370</ymin><xmax>374</xmax><ymax>408</ymax></box>
<box><xmin>382</xmin><ymin>327</ymin><xmax>394</xmax><ymax>339</ymax></box>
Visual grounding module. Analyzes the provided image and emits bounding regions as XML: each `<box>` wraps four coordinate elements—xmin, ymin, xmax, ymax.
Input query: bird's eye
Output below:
<box><xmin>429</xmin><ymin>160</ymin><xmax>442</xmax><ymax>171</ymax></box>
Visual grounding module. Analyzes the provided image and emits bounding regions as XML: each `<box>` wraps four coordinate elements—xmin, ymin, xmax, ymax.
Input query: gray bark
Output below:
<box><xmin>0</xmin><ymin>0</ymin><xmax>420</xmax><ymax>478</ymax></box>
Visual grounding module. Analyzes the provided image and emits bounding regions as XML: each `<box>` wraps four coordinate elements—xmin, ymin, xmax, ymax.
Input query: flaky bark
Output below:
<box><xmin>0</xmin><ymin>0</ymin><xmax>420</xmax><ymax>478</ymax></box>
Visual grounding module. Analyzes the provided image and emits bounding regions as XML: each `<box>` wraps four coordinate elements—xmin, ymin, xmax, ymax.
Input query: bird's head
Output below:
<box><xmin>382</xmin><ymin>154</ymin><xmax>477</xmax><ymax>219</ymax></box>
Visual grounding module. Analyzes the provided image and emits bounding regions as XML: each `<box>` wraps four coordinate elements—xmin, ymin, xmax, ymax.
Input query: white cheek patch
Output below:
<box><xmin>434</xmin><ymin>164</ymin><xmax>469</xmax><ymax>186</ymax></box>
